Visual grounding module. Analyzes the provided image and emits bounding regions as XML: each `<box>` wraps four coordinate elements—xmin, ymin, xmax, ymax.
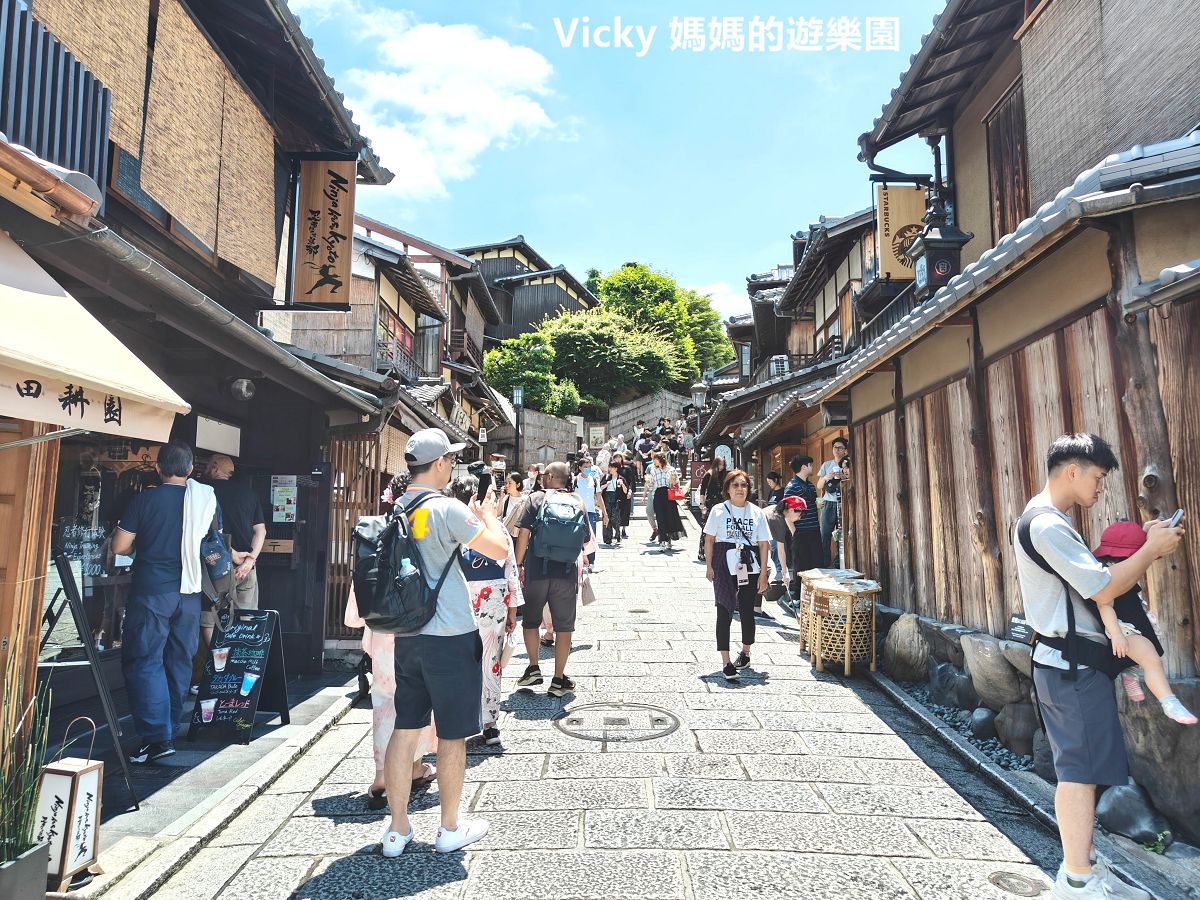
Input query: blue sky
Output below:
<box><xmin>291</xmin><ymin>0</ymin><xmax>944</xmax><ymax>318</ymax></box>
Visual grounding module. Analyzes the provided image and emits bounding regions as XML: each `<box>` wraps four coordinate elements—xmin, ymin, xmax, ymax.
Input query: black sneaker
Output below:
<box><xmin>732</xmin><ymin>652</ymin><xmax>751</xmax><ymax>670</ymax></box>
<box><xmin>128</xmin><ymin>741</ymin><xmax>175</xmax><ymax>764</ymax></box>
<box><xmin>547</xmin><ymin>675</ymin><xmax>576</xmax><ymax>697</ymax></box>
<box><xmin>517</xmin><ymin>665</ymin><xmax>543</xmax><ymax>687</ymax></box>
<box><xmin>722</xmin><ymin>663</ymin><xmax>740</xmax><ymax>681</ymax></box>
<box><xmin>482</xmin><ymin>726</ymin><xmax>502</xmax><ymax>746</ymax></box>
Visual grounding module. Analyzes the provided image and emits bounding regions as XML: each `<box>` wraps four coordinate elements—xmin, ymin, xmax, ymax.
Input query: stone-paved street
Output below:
<box><xmin>156</xmin><ymin>506</ymin><xmax>1060</xmax><ymax>899</ymax></box>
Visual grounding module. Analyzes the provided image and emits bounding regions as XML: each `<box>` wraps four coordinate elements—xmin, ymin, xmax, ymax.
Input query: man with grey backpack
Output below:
<box><xmin>365</xmin><ymin>429</ymin><xmax>510</xmax><ymax>859</ymax></box>
<box><xmin>514</xmin><ymin>460</ymin><xmax>593</xmax><ymax>697</ymax></box>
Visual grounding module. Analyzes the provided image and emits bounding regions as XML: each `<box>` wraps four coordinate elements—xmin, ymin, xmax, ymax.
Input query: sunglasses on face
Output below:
<box><xmin>443</xmin><ymin>453</ymin><xmax>458</xmax><ymax>464</ymax></box>
<box><xmin>729</xmin><ymin>481</ymin><xmax>750</xmax><ymax>489</ymax></box>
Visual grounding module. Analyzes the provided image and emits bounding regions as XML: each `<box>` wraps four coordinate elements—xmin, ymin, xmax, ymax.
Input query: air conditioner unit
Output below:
<box><xmin>821</xmin><ymin>401</ymin><xmax>849</xmax><ymax>428</ymax></box>
<box><xmin>769</xmin><ymin>354</ymin><xmax>790</xmax><ymax>378</ymax></box>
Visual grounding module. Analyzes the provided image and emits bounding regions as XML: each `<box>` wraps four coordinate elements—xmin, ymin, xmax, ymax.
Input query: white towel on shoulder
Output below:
<box><xmin>181</xmin><ymin>479</ymin><xmax>217</xmax><ymax>594</ymax></box>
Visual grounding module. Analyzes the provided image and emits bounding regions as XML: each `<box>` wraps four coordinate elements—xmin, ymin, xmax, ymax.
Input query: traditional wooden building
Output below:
<box><xmin>458</xmin><ymin>236</ymin><xmax>599</xmax><ymax>344</ymax></box>
<box><xmin>0</xmin><ymin>0</ymin><xmax>392</xmax><ymax>703</ymax></box>
<box><xmin>812</xmin><ymin>0</ymin><xmax>1200</xmax><ymax>835</ymax></box>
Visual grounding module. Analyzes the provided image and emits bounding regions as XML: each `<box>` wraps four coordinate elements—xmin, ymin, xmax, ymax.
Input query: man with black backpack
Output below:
<box><xmin>1016</xmin><ymin>433</ymin><xmax>1182</xmax><ymax>900</ymax></box>
<box><xmin>514</xmin><ymin>460</ymin><xmax>592</xmax><ymax>697</ymax></box>
<box><xmin>375</xmin><ymin>429</ymin><xmax>510</xmax><ymax>859</ymax></box>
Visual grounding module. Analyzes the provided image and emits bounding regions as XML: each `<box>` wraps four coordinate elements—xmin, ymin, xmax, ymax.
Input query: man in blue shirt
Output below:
<box><xmin>110</xmin><ymin>440</ymin><xmax>203</xmax><ymax>765</ymax></box>
<box><xmin>784</xmin><ymin>454</ymin><xmax>822</xmax><ymax>588</ymax></box>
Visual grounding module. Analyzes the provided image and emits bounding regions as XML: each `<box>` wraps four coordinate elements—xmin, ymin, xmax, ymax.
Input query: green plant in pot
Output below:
<box><xmin>1</xmin><ymin>628</ymin><xmax>53</xmax><ymax>899</ymax></box>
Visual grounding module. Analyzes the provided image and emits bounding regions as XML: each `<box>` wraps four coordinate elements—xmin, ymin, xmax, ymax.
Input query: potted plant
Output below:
<box><xmin>1</xmin><ymin>624</ymin><xmax>52</xmax><ymax>898</ymax></box>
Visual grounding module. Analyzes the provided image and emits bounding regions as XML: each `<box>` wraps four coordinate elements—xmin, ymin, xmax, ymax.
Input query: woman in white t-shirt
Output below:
<box><xmin>703</xmin><ymin>469</ymin><xmax>771</xmax><ymax>681</ymax></box>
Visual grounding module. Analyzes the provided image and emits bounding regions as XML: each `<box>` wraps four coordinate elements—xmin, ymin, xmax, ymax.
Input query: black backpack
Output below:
<box><xmin>352</xmin><ymin>492</ymin><xmax>457</xmax><ymax>634</ymax></box>
<box><xmin>530</xmin><ymin>489</ymin><xmax>589</xmax><ymax>574</ymax></box>
<box><xmin>1016</xmin><ymin>508</ymin><xmax>1132</xmax><ymax>681</ymax></box>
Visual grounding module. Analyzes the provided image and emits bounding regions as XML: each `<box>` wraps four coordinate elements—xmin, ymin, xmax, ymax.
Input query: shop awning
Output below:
<box><xmin>0</xmin><ymin>230</ymin><xmax>190</xmax><ymax>442</ymax></box>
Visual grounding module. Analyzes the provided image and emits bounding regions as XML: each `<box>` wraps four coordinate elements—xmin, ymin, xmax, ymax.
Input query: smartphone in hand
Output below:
<box><xmin>1168</xmin><ymin>508</ymin><xmax>1185</xmax><ymax>528</ymax></box>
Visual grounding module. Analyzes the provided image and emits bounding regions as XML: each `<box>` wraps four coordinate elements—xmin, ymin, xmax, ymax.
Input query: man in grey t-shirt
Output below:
<box><xmin>815</xmin><ymin>436</ymin><xmax>849</xmax><ymax>566</ymax></box>
<box><xmin>1015</xmin><ymin>433</ymin><xmax>1180</xmax><ymax>900</ymax></box>
<box><xmin>382</xmin><ymin>430</ymin><xmax>510</xmax><ymax>859</ymax></box>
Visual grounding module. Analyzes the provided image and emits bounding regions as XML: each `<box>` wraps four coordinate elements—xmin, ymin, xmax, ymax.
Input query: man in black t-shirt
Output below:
<box><xmin>203</xmin><ymin>455</ymin><xmax>266</xmax><ymax>644</ymax></box>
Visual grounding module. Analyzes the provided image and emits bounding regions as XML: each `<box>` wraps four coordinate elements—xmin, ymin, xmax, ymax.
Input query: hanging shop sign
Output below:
<box><xmin>875</xmin><ymin>184</ymin><xmax>927</xmax><ymax>280</ymax></box>
<box><xmin>292</xmin><ymin>159</ymin><xmax>357</xmax><ymax>307</ymax></box>
<box><xmin>1</xmin><ymin>362</ymin><xmax>180</xmax><ymax>442</ymax></box>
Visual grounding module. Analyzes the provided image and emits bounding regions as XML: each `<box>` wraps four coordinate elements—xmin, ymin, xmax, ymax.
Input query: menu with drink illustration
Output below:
<box><xmin>188</xmin><ymin>609</ymin><xmax>290</xmax><ymax>744</ymax></box>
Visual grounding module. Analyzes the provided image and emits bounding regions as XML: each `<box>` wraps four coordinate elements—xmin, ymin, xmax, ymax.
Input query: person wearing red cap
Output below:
<box><xmin>1092</xmin><ymin>521</ymin><xmax>1196</xmax><ymax>725</ymax></box>
<box><xmin>1015</xmin><ymin>432</ymin><xmax>1183</xmax><ymax>900</ymax></box>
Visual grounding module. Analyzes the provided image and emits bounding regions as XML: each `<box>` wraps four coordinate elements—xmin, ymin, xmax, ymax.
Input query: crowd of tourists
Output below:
<box><xmin>107</xmin><ymin>422</ymin><xmax>1195</xmax><ymax>897</ymax></box>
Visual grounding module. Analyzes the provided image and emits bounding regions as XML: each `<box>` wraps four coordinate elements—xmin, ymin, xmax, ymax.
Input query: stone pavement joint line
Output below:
<box><xmin>155</xmin><ymin>507</ymin><xmax>1057</xmax><ymax>900</ymax></box>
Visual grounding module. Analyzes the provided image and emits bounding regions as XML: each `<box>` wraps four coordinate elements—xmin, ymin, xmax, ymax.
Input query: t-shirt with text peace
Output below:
<box><xmin>703</xmin><ymin>501</ymin><xmax>772</xmax><ymax>546</ymax></box>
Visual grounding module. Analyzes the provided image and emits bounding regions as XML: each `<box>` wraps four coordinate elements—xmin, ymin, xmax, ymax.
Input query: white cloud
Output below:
<box><xmin>289</xmin><ymin>0</ymin><xmax>557</xmax><ymax>202</ymax></box>
<box><xmin>690</xmin><ymin>281</ymin><xmax>750</xmax><ymax>322</ymax></box>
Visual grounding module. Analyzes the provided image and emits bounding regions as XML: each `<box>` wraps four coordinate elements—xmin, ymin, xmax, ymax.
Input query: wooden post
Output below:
<box><xmin>967</xmin><ymin>307</ymin><xmax>1007</xmax><ymax>636</ymax></box>
<box><xmin>894</xmin><ymin>359</ymin><xmax>917</xmax><ymax>607</ymax></box>
<box><xmin>1105</xmin><ymin>217</ymin><xmax>1195</xmax><ymax>679</ymax></box>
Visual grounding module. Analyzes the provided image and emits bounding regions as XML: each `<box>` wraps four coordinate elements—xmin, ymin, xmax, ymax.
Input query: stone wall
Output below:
<box><xmin>490</xmin><ymin>408</ymin><xmax>578</xmax><ymax>469</ymax></box>
<box><xmin>880</xmin><ymin>608</ymin><xmax>1200</xmax><ymax>844</ymax></box>
<box><xmin>609</xmin><ymin>391</ymin><xmax>689</xmax><ymax>443</ymax></box>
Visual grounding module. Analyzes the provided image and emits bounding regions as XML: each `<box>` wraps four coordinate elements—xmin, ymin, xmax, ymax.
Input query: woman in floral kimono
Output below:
<box><xmin>448</xmin><ymin>476</ymin><xmax>522</xmax><ymax>746</ymax></box>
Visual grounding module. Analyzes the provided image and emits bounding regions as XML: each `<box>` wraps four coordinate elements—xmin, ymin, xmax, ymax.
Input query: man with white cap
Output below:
<box><xmin>381</xmin><ymin>429</ymin><xmax>510</xmax><ymax>857</ymax></box>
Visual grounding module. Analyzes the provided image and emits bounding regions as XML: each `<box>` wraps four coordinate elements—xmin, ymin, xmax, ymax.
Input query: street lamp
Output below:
<box><xmin>512</xmin><ymin>386</ymin><xmax>524</xmax><ymax>472</ymax></box>
<box><xmin>691</xmin><ymin>380</ymin><xmax>709</xmax><ymax>432</ymax></box>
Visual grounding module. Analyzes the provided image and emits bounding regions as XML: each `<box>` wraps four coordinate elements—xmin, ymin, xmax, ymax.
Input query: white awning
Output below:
<box><xmin>0</xmin><ymin>230</ymin><xmax>190</xmax><ymax>442</ymax></box>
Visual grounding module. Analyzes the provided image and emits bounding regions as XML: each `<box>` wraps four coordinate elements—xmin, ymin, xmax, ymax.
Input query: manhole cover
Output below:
<box><xmin>554</xmin><ymin>702</ymin><xmax>680</xmax><ymax>743</ymax></box>
<box><xmin>987</xmin><ymin>872</ymin><xmax>1047</xmax><ymax>896</ymax></box>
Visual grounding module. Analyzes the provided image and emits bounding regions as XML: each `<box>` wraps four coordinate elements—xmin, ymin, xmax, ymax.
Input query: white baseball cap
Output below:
<box><xmin>404</xmin><ymin>428</ymin><xmax>466</xmax><ymax>467</ymax></box>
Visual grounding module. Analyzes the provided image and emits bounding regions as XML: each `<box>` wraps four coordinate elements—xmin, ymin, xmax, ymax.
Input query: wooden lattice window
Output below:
<box><xmin>985</xmin><ymin>79</ymin><xmax>1030</xmax><ymax>241</ymax></box>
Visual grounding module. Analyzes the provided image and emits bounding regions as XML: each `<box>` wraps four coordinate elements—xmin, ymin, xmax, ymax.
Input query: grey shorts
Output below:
<box><xmin>1034</xmin><ymin>664</ymin><xmax>1128</xmax><ymax>786</ymax></box>
<box><xmin>521</xmin><ymin>576</ymin><xmax>578</xmax><ymax>633</ymax></box>
<box><xmin>393</xmin><ymin>631</ymin><xmax>483</xmax><ymax>740</ymax></box>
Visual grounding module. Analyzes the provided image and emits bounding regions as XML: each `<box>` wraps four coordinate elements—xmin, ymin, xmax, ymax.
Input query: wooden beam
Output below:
<box><xmin>1105</xmin><ymin>216</ymin><xmax>1195</xmax><ymax>678</ymax></box>
<box><xmin>894</xmin><ymin>359</ymin><xmax>918</xmax><ymax>605</ymax></box>
<box><xmin>935</xmin><ymin>316</ymin><xmax>974</xmax><ymax>327</ymax></box>
<box><xmin>868</xmin><ymin>363</ymin><xmax>897</xmax><ymax>374</ymax></box>
<box><xmin>967</xmin><ymin>306</ymin><xmax>1006</xmax><ymax>635</ymax></box>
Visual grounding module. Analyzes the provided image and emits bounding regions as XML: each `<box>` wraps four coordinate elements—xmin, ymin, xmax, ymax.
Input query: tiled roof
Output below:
<box><xmin>814</xmin><ymin>130</ymin><xmax>1200</xmax><ymax>403</ymax></box>
<box><xmin>742</xmin><ymin>375</ymin><xmax>838</xmax><ymax>450</ymax></box>
<box><xmin>405</xmin><ymin>382</ymin><xmax>451</xmax><ymax>405</ymax></box>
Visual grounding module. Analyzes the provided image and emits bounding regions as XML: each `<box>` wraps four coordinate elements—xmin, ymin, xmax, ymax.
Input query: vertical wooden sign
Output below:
<box><xmin>875</xmin><ymin>184</ymin><xmax>927</xmax><ymax>280</ymax></box>
<box><xmin>292</xmin><ymin>159</ymin><xmax>357</xmax><ymax>306</ymax></box>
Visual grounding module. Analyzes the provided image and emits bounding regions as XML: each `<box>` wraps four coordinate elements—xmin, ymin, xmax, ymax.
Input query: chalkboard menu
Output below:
<box><xmin>59</xmin><ymin>522</ymin><xmax>107</xmax><ymax>578</ymax></box>
<box><xmin>188</xmin><ymin>609</ymin><xmax>290</xmax><ymax>744</ymax></box>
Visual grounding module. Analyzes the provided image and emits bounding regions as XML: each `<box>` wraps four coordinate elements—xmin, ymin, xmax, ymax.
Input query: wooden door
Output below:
<box><xmin>325</xmin><ymin>433</ymin><xmax>381</xmax><ymax>640</ymax></box>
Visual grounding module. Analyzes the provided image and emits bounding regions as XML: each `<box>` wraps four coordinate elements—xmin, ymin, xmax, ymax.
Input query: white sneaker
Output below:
<box><xmin>380</xmin><ymin>826</ymin><xmax>414</xmax><ymax>858</ymax></box>
<box><xmin>1052</xmin><ymin>862</ymin><xmax>1150</xmax><ymax>899</ymax></box>
<box><xmin>434</xmin><ymin>818</ymin><xmax>489</xmax><ymax>853</ymax></box>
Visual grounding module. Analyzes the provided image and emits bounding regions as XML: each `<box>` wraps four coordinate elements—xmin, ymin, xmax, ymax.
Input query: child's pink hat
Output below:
<box><xmin>1093</xmin><ymin>520</ymin><xmax>1146</xmax><ymax>560</ymax></box>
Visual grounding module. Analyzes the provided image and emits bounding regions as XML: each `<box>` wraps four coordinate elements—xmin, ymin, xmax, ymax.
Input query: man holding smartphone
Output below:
<box><xmin>815</xmin><ymin>437</ymin><xmax>849</xmax><ymax>566</ymax></box>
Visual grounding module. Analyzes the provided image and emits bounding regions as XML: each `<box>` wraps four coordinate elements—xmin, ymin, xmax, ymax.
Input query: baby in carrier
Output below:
<box><xmin>1091</xmin><ymin>521</ymin><xmax>1196</xmax><ymax>725</ymax></box>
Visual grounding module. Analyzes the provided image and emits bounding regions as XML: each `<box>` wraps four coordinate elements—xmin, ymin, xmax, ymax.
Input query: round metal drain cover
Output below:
<box><xmin>554</xmin><ymin>702</ymin><xmax>680</xmax><ymax>743</ymax></box>
<box><xmin>987</xmin><ymin>872</ymin><xmax>1048</xmax><ymax>896</ymax></box>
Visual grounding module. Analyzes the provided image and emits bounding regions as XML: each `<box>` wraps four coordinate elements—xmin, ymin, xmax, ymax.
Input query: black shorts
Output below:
<box><xmin>1033</xmin><ymin>664</ymin><xmax>1128</xmax><ymax>786</ymax></box>
<box><xmin>393</xmin><ymin>631</ymin><xmax>483</xmax><ymax>740</ymax></box>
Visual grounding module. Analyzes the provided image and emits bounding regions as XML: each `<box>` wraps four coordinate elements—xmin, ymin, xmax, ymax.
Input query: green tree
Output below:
<box><xmin>544</xmin><ymin>379</ymin><xmax>581</xmax><ymax>417</ymax></box>
<box><xmin>538</xmin><ymin>307</ymin><xmax>687</xmax><ymax>402</ymax></box>
<box><xmin>482</xmin><ymin>332</ymin><xmax>555</xmax><ymax>411</ymax></box>
<box><xmin>681</xmin><ymin>287</ymin><xmax>735</xmax><ymax>373</ymax></box>
<box><xmin>592</xmin><ymin>262</ymin><xmax>706</xmax><ymax>384</ymax></box>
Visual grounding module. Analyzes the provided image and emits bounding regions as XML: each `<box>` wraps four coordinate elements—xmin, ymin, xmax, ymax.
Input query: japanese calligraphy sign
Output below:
<box><xmin>292</xmin><ymin>159</ymin><xmax>357</xmax><ymax>307</ymax></box>
<box><xmin>1</xmin><ymin>361</ymin><xmax>178</xmax><ymax>442</ymax></box>
<box><xmin>875</xmin><ymin>184</ymin><xmax>928</xmax><ymax>280</ymax></box>
<box><xmin>36</xmin><ymin>757</ymin><xmax>103</xmax><ymax>887</ymax></box>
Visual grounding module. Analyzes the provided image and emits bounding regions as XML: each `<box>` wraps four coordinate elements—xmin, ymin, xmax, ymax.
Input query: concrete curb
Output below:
<box><xmin>869</xmin><ymin>670</ymin><xmax>1177</xmax><ymax>900</ymax></box>
<box><xmin>54</xmin><ymin>682</ymin><xmax>361</xmax><ymax>900</ymax></box>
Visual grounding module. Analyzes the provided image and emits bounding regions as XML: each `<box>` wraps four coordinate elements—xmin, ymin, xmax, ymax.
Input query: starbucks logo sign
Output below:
<box><xmin>891</xmin><ymin>223</ymin><xmax>923</xmax><ymax>270</ymax></box>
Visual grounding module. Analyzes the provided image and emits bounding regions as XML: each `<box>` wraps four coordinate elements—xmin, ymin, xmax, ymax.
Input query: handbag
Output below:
<box><xmin>201</xmin><ymin>506</ymin><xmax>232</xmax><ymax>581</ymax></box>
<box><xmin>668</xmin><ymin>486</ymin><xmax>687</xmax><ymax>502</ymax></box>
<box><xmin>581</xmin><ymin>570</ymin><xmax>599</xmax><ymax>606</ymax></box>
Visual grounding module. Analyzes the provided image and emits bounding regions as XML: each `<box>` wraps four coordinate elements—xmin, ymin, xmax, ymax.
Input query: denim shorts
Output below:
<box><xmin>393</xmin><ymin>631</ymin><xmax>483</xmax><ymax>739</ymax></box>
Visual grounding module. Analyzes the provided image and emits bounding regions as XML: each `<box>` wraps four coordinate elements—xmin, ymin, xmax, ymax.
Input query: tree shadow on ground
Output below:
<box><xmin>291</xmin><ymin>849</ymin><xmax>468</xmax><ymax>899</ymax></box>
